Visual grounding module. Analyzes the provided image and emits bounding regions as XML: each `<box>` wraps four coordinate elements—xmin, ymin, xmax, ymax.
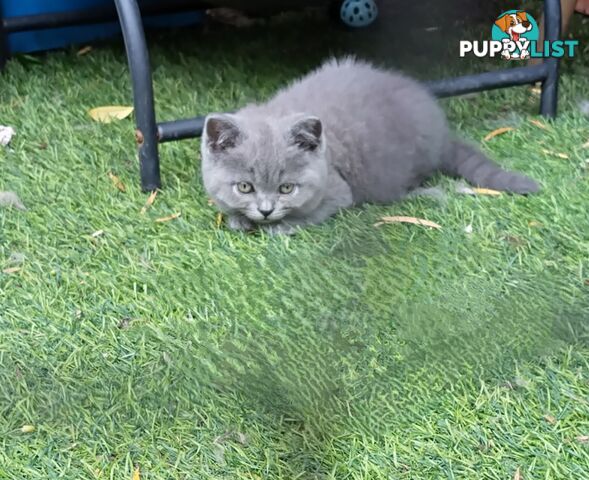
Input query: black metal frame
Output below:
<box><xmin>1</xmin><ymin>0</ymin><xmax>562</xmax><ymax>191</ymax></box>
<box><xmin>117</xmin><ymin>0</ymin><xmax>562</xmax><ymax>191</ymax></box>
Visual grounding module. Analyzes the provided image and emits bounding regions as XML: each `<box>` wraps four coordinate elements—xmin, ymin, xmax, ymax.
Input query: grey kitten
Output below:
<box><xmin>201</xmin><ymin>58</ymin><xmax>539</xmax><ymax>235</ymax></box>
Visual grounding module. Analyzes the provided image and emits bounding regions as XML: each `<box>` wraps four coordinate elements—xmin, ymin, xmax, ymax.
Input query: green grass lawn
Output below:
<box><xmin>1</xmin><ymin>9</ymin><xmax>589</xmax><ymax>479</ymax></box>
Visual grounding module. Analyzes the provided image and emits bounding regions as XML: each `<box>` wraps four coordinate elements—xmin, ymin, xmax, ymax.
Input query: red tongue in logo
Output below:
<box><xmin>512</xmin><ymin>32</ymin><xmax>520</xmax><ymax>42</ymax></box>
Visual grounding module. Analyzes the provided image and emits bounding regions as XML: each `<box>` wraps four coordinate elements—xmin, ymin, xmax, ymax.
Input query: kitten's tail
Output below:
<box><xmin>441</xmin><ymin>139</ymin><xmax>540</xmax><ymax>194</ymax></box>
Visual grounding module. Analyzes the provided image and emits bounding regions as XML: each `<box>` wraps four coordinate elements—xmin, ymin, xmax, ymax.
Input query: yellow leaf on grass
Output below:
<box><xmin>215</xmin><ymin>212</ymin><xmax>224</xmax><ymax>227</ymax></box>
<box><xmin>530</xmin><ymin>84</ymin><xmax>542</xmax><ymax>96</ymax></box>
<box><xmin>77</xmin><ymin>45</ymin><xmax>93</xmax><ymax>56</ymax></box>
<box><xmin>155</xmin><ymin>212</ymin><xmax>181</xmax><ymax>223</ymax></box>
<box><xmin>140</xmin><ymin>190</ymin><xmax>158</xmax><ymax>214</ymax></box>
<box><xmin>543</xmin><ymin>414</ymin><xmax>557</xmax><ymax>424</ymax></box>
<box><xmin>484</xmin><ymin>127</ymin><xmax>514</xmax><ymax>141</ymax></box>
<box><xmin>89</xmin><ymin>106</ymin><xmax>134</xmax><ymax>123</ymax></box>
<box><xmin>529</xmin><ymin>119</ymin><xmax>548</xmax><ymax>130</ymax></box>
<box><xmin>108</xmin><ymin>172</ymin><xmax>126</xmax><ymax>192</ymax></box>
<box><xmin>374</xmin><ymin>216</ymin><xmax>441</xmax><ymax>229</ymax></box>
<box><xmin>576</xmin><ymin>435</ymin><xmax>589</xmax><ymax>443</ymax></box>
<box><xmin>132</xmin><ymin>466</ymin><xmax>141</xmax><ymax>480</ymax></box>
<box><xmin>513</xmin><ymin>467</ymin><xmax>522</xmax><ymax>480</ymax></box>
<box><xmin>21</xmin><ymin>425</ymin><xmax>35</xmax><ymax>433</ymax></box>
<box><xmin>472</xmin><ymin>187</ymin><xmax>502</xmax><ymax>196</ymax></box>
<box><xmin>541</xmin><ymin>149</ymin><xmax>569</xmax><ymax>159</ymax></box>
<box><xmin>3</xmin><ymin>267</ymin><xmax>21</xmax><ymax>274</ymax></box>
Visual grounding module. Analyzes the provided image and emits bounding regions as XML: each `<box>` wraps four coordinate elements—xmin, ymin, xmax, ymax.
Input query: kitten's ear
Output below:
<box><xmin>204</xmin><ymin>114</ymin><xmax>242</xmax><ymax>152</ymax></box>
<box><xmin>289</xmin><ymin>116</ymin><xmax>323</xmax><ymax>152</ymax></box>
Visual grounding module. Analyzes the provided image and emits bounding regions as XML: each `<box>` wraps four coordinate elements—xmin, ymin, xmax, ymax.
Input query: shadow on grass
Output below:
<box><xmin>185</xmin><ymin>244</ymin><xmax>589</xmax><ymax>474</ymax></box>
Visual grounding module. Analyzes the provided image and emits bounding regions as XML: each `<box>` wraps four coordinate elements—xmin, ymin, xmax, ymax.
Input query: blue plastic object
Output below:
<box><xmin>1</xmin><ymin>0</ymin><xmax>204</xmax><ymax>54</ymax></box>
<box><xmin>340</xmin><ymin>0</ymin><xmax>378</xmax><ymax>28</ymax></box>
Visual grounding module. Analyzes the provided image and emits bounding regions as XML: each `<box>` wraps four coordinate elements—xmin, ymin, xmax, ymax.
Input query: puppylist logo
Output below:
<box><xmin>460</xmin><ymin>10</ymin><xmax>579</xmax><ymax>60</ymax></box>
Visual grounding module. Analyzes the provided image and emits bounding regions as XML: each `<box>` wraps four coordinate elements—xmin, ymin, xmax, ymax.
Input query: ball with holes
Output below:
<box><xmin>340</xmin><ymin>0</ymin><xmax>378</xmax><ymax>27</ymax></box>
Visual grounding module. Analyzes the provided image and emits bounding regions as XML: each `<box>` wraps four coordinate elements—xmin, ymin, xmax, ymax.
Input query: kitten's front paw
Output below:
<box><xmin>227</xmin><ymin>214</ymin><xmax>255</xmax><ymax>232</ymax></box>
<box><xmin>260</xmin><ymin>222</ymin><xmax>298</xmax><ymax>236</ymax></box>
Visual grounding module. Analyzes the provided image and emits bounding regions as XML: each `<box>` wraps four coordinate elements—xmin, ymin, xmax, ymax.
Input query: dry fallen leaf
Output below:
<box><xmin>88</xmin><ymin>106</ymin><xmax>134</xmax><ymax>123</ymax></box>
<box><xmin>513</xmin><ymin>467</ymin><xmax>522</xmax><ymax>480</ymax></box>
<box><xmin>484</xmin><ymin>127</ymin><xmax>514</xmax><ymax>141</ymax></box>
<box><xmin>472</xmin><ymin>187</ymin><xmax>502</xmax><ymax>196</ymax></box>
<box><xmin>3</xmin><ymin>267</ymin><xmax>21</xmax><ymax>274</ymax></box>
<box><xmin>374</xmin><ymin>216</ymin><xmax>442</xmax><ymax>230</ymax></box>
<box><xmin>529</xmin><ymin>119</ymin><xmax>549</xmax><ymax>130</ymax></box>
<box><xmin>541</xmin><ymin>149</ymin><xmax>569</xmax><ymax>159</ymax></box>
<box><xmin>215</xmin><ymin>212</ymin><xmax>224</xmax><ymax>227</ymax></box>
<box><xmin>91</xmin><ymin>230</ymin><xmax>104</xmax><ymax>238</ymax></box>
<box><xmin>207</xmin><ymin>198</ymin><xmax>215</xmax><ymax>206</ymax></box>
<box><xmin>132</xmin><ymin>466</ymin><xmax>140</xmax><ymax>480</ymax></box>
<box><xmin>108</xmin><ymin>172</ymin><xmax>126</xmax><ymax>192</ymax></box>
<box><xmin>456</xmin><ymin>183</ymin><xmax>501</xmax><ymax>197</ymax></box>
<box><xmin>582</xmin><ymin>140</ymin><xmax>589</xmax><ymax>149</ymax></box>
<box><xmin>77</xmin><ymin>45</ymin><xmax>93</xmax><ymax>56</ymax></box>
<box><xmin>21</xmin><ymin>425</ymin><xmax>35</xmax><ymax>433</ymax></box>
<box><xmin>530</xmin><ymin>84</ymin><xmax>542</xmax><ymax>96</ymax></box>
<box><xmin>140</xmin><ymin>190</ymin><xmax>158</xmax><ymax>214</ymax></box>
<box><xmin>155</xmin><ymin>212</ymin><xmax>181</xmax><ymax>223</ymax></box>
<box><xmin>576</xmin><ymin>435</ymin><xmax>589</xmax><ymax>443</ymax></box>
<box><xmin>0</xmin><ymin>191</ymin><xmax>26</xmax><ymax>210</ymax></box>
<box><xmin>528</xmin><ymin>221</ymin><xmax>543</xmax><ymax>228</ymax></box>
<box><xmin>544</xmin><ymin>414</ymin><xmax>557</xmax><ymax>425</ymax></box>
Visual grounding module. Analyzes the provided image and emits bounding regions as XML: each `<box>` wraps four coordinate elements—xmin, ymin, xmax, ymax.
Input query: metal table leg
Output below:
<box><xmin>540</xmin><ymin>0</ymin><xmax>561</xmax><ymax>118</ymax></box>
<box><xmin>114</xmin><ymin>0</ymin><xmax>160</xmax><ymax>191</ymax></box>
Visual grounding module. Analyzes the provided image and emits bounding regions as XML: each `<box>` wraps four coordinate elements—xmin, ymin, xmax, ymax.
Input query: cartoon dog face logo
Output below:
<box><xmin>494</xmin><ymin>11</ymin><xmax>533</xmax><ymax>59</ymax></box>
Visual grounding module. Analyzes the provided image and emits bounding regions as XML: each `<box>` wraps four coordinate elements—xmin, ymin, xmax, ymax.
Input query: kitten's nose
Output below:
<box><xmin>258</xmin><ymin>208</ymin><xmax>274</xmax><ymax>218</ymax></box>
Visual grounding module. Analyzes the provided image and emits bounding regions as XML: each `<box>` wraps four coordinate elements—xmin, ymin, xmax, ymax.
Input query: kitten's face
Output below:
<box><xmin>201</xmin><ymin>113</ymin><xmax>328</xmax><ymax>224</ymax></box>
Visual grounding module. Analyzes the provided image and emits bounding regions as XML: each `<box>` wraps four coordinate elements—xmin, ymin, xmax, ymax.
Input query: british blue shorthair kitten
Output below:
<box><xmin>201</xmin><ymin>58</ymin><xmax>539</xmax><ymax>235</ymax></box>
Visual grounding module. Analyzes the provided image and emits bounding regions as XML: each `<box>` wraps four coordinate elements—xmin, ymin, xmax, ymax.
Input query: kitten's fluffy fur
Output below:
<box><xmin>201</xmin><ymin>58</ymin><xmax>539</xmax><ymax>234</ymax></box>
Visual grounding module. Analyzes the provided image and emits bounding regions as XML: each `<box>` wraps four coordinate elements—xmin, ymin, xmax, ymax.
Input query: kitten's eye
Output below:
<box><xmin>237</xmin><ymin>182</ymin><xmax>254</xmax><ymax>194</ymax></box>
<box><xmin>279</xmin><ymin>183</ymin><xmax>295</xmax><ymax>194</ymax></box>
